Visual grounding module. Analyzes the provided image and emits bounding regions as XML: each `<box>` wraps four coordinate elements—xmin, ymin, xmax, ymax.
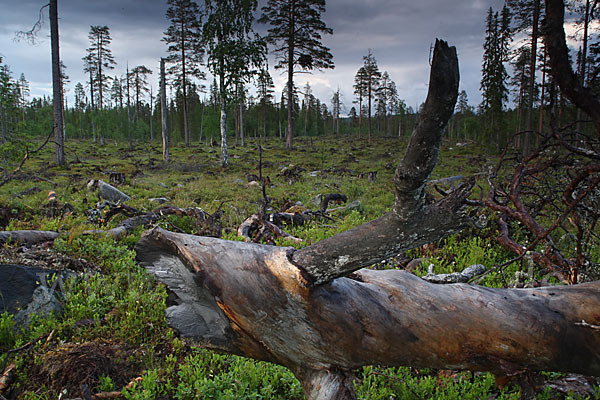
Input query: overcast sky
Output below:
<box><xmin>0</xmin><ymin>0</ymin><xmax>506</xmax><ymax>113</ymax></box>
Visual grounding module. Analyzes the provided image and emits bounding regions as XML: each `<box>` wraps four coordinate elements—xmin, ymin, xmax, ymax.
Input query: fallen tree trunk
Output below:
<box><xmin>0</xmin><ymin>230</ymin><xmax>59</xmax><ymax>245</ymax></box>
<box><xmin>136</xmin><ymin>228</ymin><xmax>600</xmax><ymax>398</ymax></box>
<box><xmin>135</xmin><ymin>38</ymin><xmax>600</xmax><ymax>399</ymax></box>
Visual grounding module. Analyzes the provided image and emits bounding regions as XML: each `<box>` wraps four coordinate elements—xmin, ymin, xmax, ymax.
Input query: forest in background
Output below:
<box><xmin>0</xmin><ymin>0</ymin><xmax>599</xmax><ymax>166</ymax></box>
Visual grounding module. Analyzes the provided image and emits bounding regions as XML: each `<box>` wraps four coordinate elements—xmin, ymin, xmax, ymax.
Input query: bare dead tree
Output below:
<box><xmin>482</xmin><ymin>0</ymin><xmax>600</xmax><ymax>285</ymax></box>
<box><xmin>136</xmin><ymin>39</ymin><xmax>600</xmax><ymax>400</ymax></box>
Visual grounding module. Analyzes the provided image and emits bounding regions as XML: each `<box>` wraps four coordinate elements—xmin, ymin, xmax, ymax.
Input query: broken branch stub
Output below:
<box><xmin>292</xmin><ymin>39</ymin><xmax>464</xmax><ymax>285</ymax></box>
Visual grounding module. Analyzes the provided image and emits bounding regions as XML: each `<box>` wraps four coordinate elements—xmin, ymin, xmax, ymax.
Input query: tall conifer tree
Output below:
<box><xmin>361</xmin><ymin>50</ymin><xmax>381</xmax><ymax>144</ymax></box>
<box><xmin>480</xmin><ymin>6</ymin><xmax>511</xmax><ymax>142</ymax></box>
<box><xmin>83</xmin><ymin>25</ymin><xmax>116</xmax><ymax>110</ymax></box>
<box><xmin>259</xmin><ymin>0</ymin><xmax>334</xmax><ymax>150</ymax></box>
<box><xmin>163</xmin><ymin>0</ymin><xmax>204</xmax><ymax>147</ymax></box>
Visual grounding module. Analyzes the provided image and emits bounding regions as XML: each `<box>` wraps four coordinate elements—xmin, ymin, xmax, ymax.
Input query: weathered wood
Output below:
<box><xmin>292</xmin><ymin>40</ymin><xmax>465</xmax><ymax>285</ymax></box>
<box><xmin>87</xmin><ymin>179</ymin><xmax>131</xmax><ymax>203</ymax></box>
<box><xmin>136</xmin><ymin>228</ymin><xmax>600</xmax><ymax>398</ymax></box>
<box><xmin>0</xmin><ymin>230</ymin><xmax>59</xmax><ymax>245</ymax></box>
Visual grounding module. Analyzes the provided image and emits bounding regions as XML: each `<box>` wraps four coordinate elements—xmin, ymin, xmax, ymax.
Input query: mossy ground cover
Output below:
<box><xmin>0</xmin><ymin>136</ymin><xmax>597</xmax><ymax>399</ymax></box>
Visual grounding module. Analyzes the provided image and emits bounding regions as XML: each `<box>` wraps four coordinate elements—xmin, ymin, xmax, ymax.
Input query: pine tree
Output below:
<box><xmin>110</xmin><ymin>75</ymin><xmax>124</xmax><ymax>109</ymax></box>
<box><xmin>353</xmin><ymin>66</ymin><xmax>368</xmax><ymax>138</ymax></box>
<box><xmin>128</xmin><ymin>65</ymin><xmax>153</xmax><ymax>118</ymax></box>
<box><xmin>163</xmin><ymin>0</ymin><xmax>204</xmax><ymax>147</ymax></box>
<box><xmin>259</xmin><ymin>0</ymin><xmax>334</xmax><ymax>149</ymax></box>
<box><xmin>202</xmin><ymin>0</ymin><xmax>266</xmax><ymax>167</ymax></box>
<box><xmin>74</xmin><ymin>82</ymin><xmax>86</xmax><ymax>136</ymax></box>
<box><xmin>361</xmin><ymin>50</ymin><xmax>381</xmax><ymax>144</ymax></box>
<box><xmin>376</xmin><ymin>71</ymin><xmax>397</xmax><ymax>135</ymax></box>
<box><xmin>510</xmin><ymin>46</ymin><xmax>536</xmax><ymax>133</ymax></box>
<box><xmin>83</xmin><ymin>25</ymin><xmax>116</xmax><ymax>110</ymax></box>
<box><xmin>303</xmin><ymin>82</ymin><xmax>313</xmax><ymax>137</ymax></box>
<box><xmin>507</xmin><ymin>0</ymin><xmax>541</xmax><ymax>154</ymax></box>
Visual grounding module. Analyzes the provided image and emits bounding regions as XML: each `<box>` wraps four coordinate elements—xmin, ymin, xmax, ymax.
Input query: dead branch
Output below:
<box><xmin>0</xmin><ymin>231</ymin><xmax>59</xmax><ymax>245</ymax></box>
<box><xmin>291</xmin><ymin>40</ymin><xmax>466</xmax><ymax>285</ymax></box>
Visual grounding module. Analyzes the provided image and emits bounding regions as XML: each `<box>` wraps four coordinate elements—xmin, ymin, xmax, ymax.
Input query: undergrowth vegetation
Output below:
<box><xmin>0</xmin><ymin>136</ymin><xmax>597</xmax><ymax>399</ymax></box>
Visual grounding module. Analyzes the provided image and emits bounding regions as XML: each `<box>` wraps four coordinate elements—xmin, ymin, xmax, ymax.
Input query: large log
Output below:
<box><xmin>135</xmin><ymin>37</ymin><xmax>600</xmax><ymax>399</ymax></box>
<box><xmin>136</xmin><ymin>227</ymin><xmax>600</xmax><ymax>399</ymax></box>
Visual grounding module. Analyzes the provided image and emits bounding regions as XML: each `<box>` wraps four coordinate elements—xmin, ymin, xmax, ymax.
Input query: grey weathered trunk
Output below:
<box><xmin>49</xmin><ymin>0</ymin><xmax>64</xmax><ymax>166</ymax></box>
<box><xmin>219</xmin><ymin>75</ymin><xmax>228</xmax><ymax>167</ymax></box>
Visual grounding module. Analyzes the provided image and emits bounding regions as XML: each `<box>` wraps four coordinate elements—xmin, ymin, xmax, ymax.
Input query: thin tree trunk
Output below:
<box><xmin>160</xmin><ymin>59</ymin><xmax>169</xmax><ymax>161</ymax></box>
<box><xmin>368</xmin><ymin>83</ymin><xmax>372</xmax><ymax>144</ymax></box>
<box><xmin>219</xmin><ymin>74</ymin><xmax>228</xmax><ymax>167</ymax></box>
<box><xmin>576</xmin><ymin>0</ymin><xmax>590</xmax><ymax>134</ymax></box>
<box><xmin>199</xmin><ymin>103</ymin><xmax>204</xmax><ymax>144</ymax></box>
<box><xmin>181</xmin><ymin>17</ymin><xmax>190</xmax><ymax>147</ymax></box>
<box><xmin>286</xmin><ymin>2</ymin><xmax>295</xmax><ymax>150</ymax></box>
<box><xmin>240</xmin><ymin>100</ymin><xmax>245</xmax><ymax>147</ymax></box>
<box><xmin>127</xmin><ymin>64</ymin><xmax>132</xmax><ymax>148</ymax></box>
<box><xmin>150</xmin><ymin>86</ymin><xmax>154</xmax><ymax>142</ymax></box>
<box><xmin>49</xmin><ymin>0</ymin><xmax>64</xmax><ymax>166</ymax></box>
<box><xmin>524</xmin><ymin>0</ymin><xmax>540</xmax><ymax>157</ymax></box>
<box><xmin>538</xmin><ymin>45</ymin><xmax>547</xmax><ymax>138</ymax></box>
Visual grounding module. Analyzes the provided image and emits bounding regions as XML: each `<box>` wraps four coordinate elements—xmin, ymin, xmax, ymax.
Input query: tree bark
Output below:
<box><xmin>286</xmin><ymin>1</ymin><xmax>295</xmax><ymax>150</ymax></box>
<box><xmin>136</xmin><ymin>228</ymin><xmax>600</xmax><ymax>399</ymax></box>
<box><xmin>219</xmin><ymin>74</ymin><xmax>228</xmax><ymax>167</ymax></box>
<box><xmin>0</xmin><ymin>230</ymin><xmax>59</xmax><ymax>245</ymax></box>
<box><xmin>136</xmin><ymin>39</ymin><xmax>600</xmax><ymax>400</ymax></box>
<box><xmin>543</xmin><ymin>0</ymin><xmax>600</xmax><ymax>134</ymax></box>
<box><xmin>160</xmin><ymin>59</ymin><xmax>169</xmax><ymax>162</ymax></box>
<box><xmin>49</xmin><ymin>0</ymin><xmax>64</xmax><ymax>166</ymax></box>
<box><xmin>524</xmin><ymin>0</ymin><xmax>540</xmax><ymax>157</ymax></box>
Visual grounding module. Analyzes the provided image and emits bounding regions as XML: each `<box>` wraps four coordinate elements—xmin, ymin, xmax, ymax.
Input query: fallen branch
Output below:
<box><xmin>422</xmin><ymin>264</ymin><xmax>486</xmax><ymax>284</ymax></box>
<box><xmin>86</xmin><ymin>206</ymin><xmax>223</xmax><ymax>240</ymax></box>
<box><xmin>0</xmin><ymin>230</ymin><xmax>59</xmax><ymax>245</ymax></box>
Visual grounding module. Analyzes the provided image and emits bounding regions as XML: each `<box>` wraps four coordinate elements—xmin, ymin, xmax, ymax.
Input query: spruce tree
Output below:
<box><xmin>480</xmin><ymin>6</ymin><xmax>511</xmax><ymax>143</ymax></box>
<box><xmin>259</xmin><ymin>0</ymin><xmax>334</xmax><ymax>149</ymax></box>
<box><xmin>163</xmin><ymin>0</ymin><xmax>204</xmax><ymax>147</ymax></box>
<box><xmin>17</xmin><ymin>73</ymin><xmax>29</xmax><ymax>122</ymax></box>
<box><xmin>256</xmin><ymin>68</ymin><xmax>274</xmax><ymax>137</ymax></box>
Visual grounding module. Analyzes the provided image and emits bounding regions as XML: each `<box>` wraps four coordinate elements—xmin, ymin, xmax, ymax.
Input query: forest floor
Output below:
<box><xmin>0</xmin><ymin>135</ymin><xmax>598</xmax><ymax>399</ymax></box>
